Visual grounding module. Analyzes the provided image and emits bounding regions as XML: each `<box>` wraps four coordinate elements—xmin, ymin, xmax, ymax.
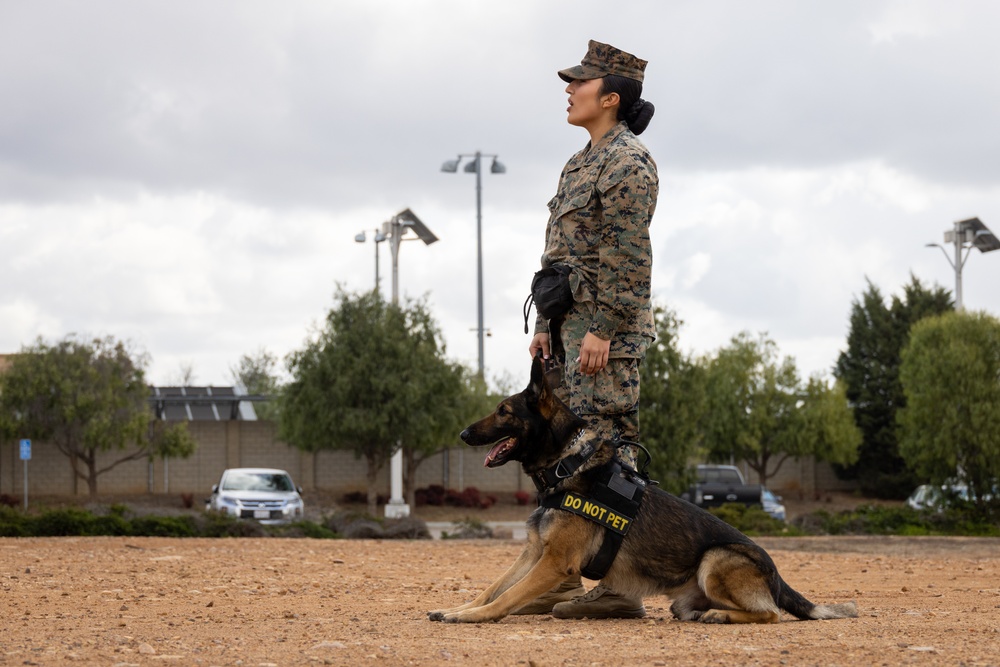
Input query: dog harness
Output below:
<box><xmin>540</xmin><ymin>444</ymin><xmax>652</xmax><ymax>580</ymax></box>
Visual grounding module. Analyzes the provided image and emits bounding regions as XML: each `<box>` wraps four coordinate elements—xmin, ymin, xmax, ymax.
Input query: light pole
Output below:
<box><xmin>369</xmin><ymin>209</ymin><xmax>437</xmax><ymax>519</ymax></box>
<box><xmin>354</xmin><ymin>228</ymin><xmax>387</xmax><ymax>293</ymax></box>
<box><xmin>441</xmin><ymin>151</ymin><xmax>505</xmax><ymax>377</ymax></box>
<box><xmin>925</xmin><ymin>217</ymin><xmax>999</xmax><ymax>310</ymax></box>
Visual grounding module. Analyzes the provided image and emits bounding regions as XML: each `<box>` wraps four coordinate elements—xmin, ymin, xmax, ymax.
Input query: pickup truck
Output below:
<box><xmin>680</xmin><ymin>464</ymin><xmax>786</xmax><ymax>520</ymax></box>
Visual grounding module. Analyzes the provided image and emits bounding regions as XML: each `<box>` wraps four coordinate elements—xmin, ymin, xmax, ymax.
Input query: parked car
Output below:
<box><xmin>206</xmin><ymin>468</ymin><xmax>304</xmax><ymax>524</ymax></box>
<box><xmin>906</xmin><ymin>483</ymin><xmax>993</xmax><ymax>511</ymax></box>
<box><xmin>760</xmin><ymin>487</ymin><xmax>787</xmax><ymax>522</ymax></box>
<box><xmin>680</xmin><ymin>464</ymin><xmax>786</xmax><ymax>521</ymax></box>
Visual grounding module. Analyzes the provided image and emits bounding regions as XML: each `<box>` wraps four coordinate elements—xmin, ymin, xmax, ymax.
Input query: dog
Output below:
<box><xmin>428</xmin><ymin>354</ymin><xmax>858</xmax><ymax>624</ymax></box>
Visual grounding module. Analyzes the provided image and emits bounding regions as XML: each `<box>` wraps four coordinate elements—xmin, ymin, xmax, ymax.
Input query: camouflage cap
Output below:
<box><xmin>558</xmin><ymin>40</ymin><xmax>647</xmax><ymax>84</ymax></box>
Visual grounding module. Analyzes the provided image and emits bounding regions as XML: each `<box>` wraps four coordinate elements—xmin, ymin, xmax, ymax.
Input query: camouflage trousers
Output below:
<box><xmin>549</xmin><ymin>314</ymin><xmax>642</xmax><ymax>469</ymax></box>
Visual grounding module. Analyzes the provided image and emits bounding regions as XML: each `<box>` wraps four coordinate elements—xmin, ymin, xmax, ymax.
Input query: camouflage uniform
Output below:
<box><xmin>517</xmin><ymin>39</ymin><xmax>656</xmax><ymax>619</ymax></box>
<box><xmin>535</xmin><ymin>120</ymin><xmax>658</xmax><ymax>461</ymax></box>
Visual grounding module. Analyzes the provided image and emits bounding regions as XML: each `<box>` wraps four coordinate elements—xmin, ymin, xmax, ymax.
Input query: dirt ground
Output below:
<box><xmin>2</xmin><ymin>532</ymin><xmax>999</xmax><ymax>667</ymax></box>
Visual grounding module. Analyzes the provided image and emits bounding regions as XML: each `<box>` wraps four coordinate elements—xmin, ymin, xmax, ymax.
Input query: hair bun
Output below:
<box><xmin>627</xmin><ymin>99</ymin><xmax>655</xmax><ymax>135</ymax></box>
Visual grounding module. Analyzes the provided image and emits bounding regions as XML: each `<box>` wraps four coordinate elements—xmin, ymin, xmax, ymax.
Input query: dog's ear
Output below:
<box><xmin>527</xmin><ymin>352</ymin><xmax>556</xmax><ymax>409</ymax></box>
<box><xmin>526</xmin><ymin>353</ymin><xmax>545</xmax><ymax>403</ymax></box>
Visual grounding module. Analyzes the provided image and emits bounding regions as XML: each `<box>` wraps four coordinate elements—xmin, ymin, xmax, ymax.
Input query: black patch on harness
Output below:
<box><xmin>542</xmin><ymin>459</ymin><xmax>647</xmax><ymax>580</ymax></box>
<box><xmin>550</xmin><ymin>491</ymin><xmax>632</xmax><ymax>534</ymax></box>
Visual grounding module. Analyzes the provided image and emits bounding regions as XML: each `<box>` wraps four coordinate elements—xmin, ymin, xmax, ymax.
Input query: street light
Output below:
<box><xmin>354</xmin><ymin>208</ymin><xmax>438</xmax><ymax>519</ymax></box>
<box><xmin>441</xmin><ymin>151</ymin><xmax>505</xmax><ymax>377</ymax></box>
<box><xmin>354</xmin><ymin>228</ymin><xmax>387</xmax><ymax>293</ymax></box>
<box><xmin>925</xmin><ymin>217</ymin><xmax>999</xmax><ymax>310</ymax></box>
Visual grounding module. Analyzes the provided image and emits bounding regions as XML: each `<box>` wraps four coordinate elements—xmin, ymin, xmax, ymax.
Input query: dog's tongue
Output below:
<box><xmin>484</xmin><ymin>437</ymin><xmax>515</xmax><ymax>468</ymax></box>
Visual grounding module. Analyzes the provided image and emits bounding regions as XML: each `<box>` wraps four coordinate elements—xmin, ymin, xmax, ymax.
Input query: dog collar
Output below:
<box><xmin>529</xmin><ymin>429</ymin><xmax>593</xmax><ymax>492</ymax></box>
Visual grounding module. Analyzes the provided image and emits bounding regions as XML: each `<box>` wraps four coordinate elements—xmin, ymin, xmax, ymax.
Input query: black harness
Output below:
<box><xmin>536</xmin><ymin>440</ymin><xmax>654</xmax><ymax>580</ymax></box>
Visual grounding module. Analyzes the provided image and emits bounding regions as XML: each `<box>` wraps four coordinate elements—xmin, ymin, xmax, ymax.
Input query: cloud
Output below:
<box><xmin>1</xmin><ymin>0</ymin><xmax>999</xmax><ymax>388</ymax></box>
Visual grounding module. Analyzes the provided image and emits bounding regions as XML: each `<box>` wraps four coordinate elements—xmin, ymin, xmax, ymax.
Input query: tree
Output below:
<box><xmin>0</xmin><ymin>335</ymin><xmax>196</xmax><ymax>496</ymax></box>
<box><xmin>400</xmin><ymin>356</ymin><xmax>488</xmax><ymax>509</ymax></box>
<box><xmin>639</xmin><ymin>305</ymin><xmax>706</xmax><ymax>493</ymax></box>
<box><xmin>834</xmin><ymin>276</ymin><xmax>953</xmax><ymax>497</ymax></box>
<box><xmin>898</xmin><ymin>311</ymin><xmax>1000</xmax><ymax>514</ymax></box>
<box><xmin>799</xmin><ymin>375</ymin><xmax>863</xmax><ymax>469</ymax></box>
<box><xmin>230</xmin><ymin>347</ymin><xmax>282</xmax><ymax>421</ymax></box>
<box><xmin>279</xmin><ymin>289</ymin><xmax>476</xmax><ymax>516</ymax></box>
<box><xmin>702</xmin><ymin>332</ymin><xmax>859</xmax><ymax>488</ymax></box>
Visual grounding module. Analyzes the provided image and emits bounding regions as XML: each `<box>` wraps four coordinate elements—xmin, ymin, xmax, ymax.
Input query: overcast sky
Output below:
<box><xmin>2</xmin><ymin>0</ymin><xmax>999</xmax><ymax>390</ymax></box>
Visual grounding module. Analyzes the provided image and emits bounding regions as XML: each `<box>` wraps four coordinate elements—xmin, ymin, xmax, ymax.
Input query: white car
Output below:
<box><xmin>906</xmin><ymin>483</ymin><xmax>972</xmax><ymax>511</ymax></box>
<box><xmin>207</xmin><ymin>468</ymin><xmax>304</xmax><ymax>524</ymax></box>
<box><xmin>760</xmin><ymin>487</ymin><xmax>787</xmax><ymax>522</ymax></box>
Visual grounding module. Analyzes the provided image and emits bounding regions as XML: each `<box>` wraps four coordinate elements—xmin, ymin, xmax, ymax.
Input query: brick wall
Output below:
<box><xmin>0</xmin><ymin>427</ymin><xmax>848</xmax><ymax>501</ymax></box>
<box><xmin>736</xmin><ymin>457</ymin><xmax>856</xmax><ymax>499</ymax></box>
<box><xmin>0</xmin><ymin>425</ymin><xmax>532</xmax><ymax>500</ymax></box>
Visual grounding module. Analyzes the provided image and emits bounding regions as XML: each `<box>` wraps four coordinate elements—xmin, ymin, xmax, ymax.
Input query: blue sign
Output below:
<box><xmin>20</xmin><ymin>439</ymin><xmax>31</xmax><ymax>461</ymax></box>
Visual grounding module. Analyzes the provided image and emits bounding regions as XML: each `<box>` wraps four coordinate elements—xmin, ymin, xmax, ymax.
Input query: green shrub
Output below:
<box><xmin>194</xmin><ymin>511</ymin><xmax>267</xmax><ymax>537</ymax></box>
<box><xmin>87</xmin><ymin>514</ymin><xmax>132</xmax><ymax>536</ymax></box>
<box><xmin>0</xmin><ymin>507</ymin><xmax>29</xmax><ymax>537</ymax></box>
<box><xmin>793</xmin><ymin>504</ymin><xmax>1000</xmax><ymax>536</ymax></box>
<box><xmin>128</xmin><ymin>515</ymin><xmax>198</xmax><ymax>537</ymax></box>
<box><xmin>269</xmin><ymin>521</ymin><xmax>339</xmax><ymax>539</ymax></box>
<box><xmin>33</xmin><ymin>508</ymin><xmax>97</xmax><ymax>536</ymax></box>
<box><xmin>708</xmin><ymin>503</ymin><xmax>802</xmax><ymax>536</ymax></box>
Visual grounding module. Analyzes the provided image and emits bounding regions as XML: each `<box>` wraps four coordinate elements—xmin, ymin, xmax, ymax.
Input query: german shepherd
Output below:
<box><xmin>428</xmin><ymin>355</ymin><xmax>858</xmax><ymax>624</ymax></box>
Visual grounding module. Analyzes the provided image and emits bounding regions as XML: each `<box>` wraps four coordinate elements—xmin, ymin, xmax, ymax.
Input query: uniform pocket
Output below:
<box><xmin>556</xmin><ymin>190</ymin><xmax>594</xmax><ymax>217</ymax></box>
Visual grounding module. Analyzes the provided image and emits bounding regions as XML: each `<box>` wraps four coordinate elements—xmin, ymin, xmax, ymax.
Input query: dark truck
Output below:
<box><xmin>680</xmin><ymin>464</ymin><xmax>786</xmax><ymax>520</ymax></box>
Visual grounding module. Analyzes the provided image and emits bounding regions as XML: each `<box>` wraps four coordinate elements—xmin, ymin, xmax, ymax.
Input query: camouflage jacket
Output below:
<box><xmin>535</xmin><ymin>121</ymin><xmax>658</xmax><ymax>356</ymax></box>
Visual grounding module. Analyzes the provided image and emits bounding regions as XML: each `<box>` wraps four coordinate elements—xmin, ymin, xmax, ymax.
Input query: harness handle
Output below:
<box><xmin>614</xmin><ymin>439</ymin><xmax>659</xmax><ymax>486</ymax></box>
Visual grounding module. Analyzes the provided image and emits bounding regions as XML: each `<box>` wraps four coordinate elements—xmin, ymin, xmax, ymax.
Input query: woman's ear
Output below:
<box><xmin>602</xmin><ymin>92</ymin><xmax>620</xmax><ymax>109</ymax></box>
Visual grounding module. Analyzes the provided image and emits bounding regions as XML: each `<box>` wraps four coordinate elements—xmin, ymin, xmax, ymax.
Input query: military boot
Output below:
<box><xmin>511</xmin><ymin>578</ymin><xmax>587</xmax><ymax>615</ymax></box>
<box><xmin>551</xmin><ymin>584</ymin><xmax>646</xmax><ymax>619</ymax></box>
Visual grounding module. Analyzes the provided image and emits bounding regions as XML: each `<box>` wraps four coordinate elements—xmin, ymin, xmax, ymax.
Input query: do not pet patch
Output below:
<box><xmin>558</xmin><ymin>491</ymin><xmax>633</xmax><ymax>535</ymax></box>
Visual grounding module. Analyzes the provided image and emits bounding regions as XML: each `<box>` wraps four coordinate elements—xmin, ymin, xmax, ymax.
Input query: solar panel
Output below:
<box><xmin>958</xmin><ymin>217</ymin><xmax>1000</xmax><ymax>253</ymax></box>
<box><xmin>148</xmin><ymin>386</ymin><xmax>265</xmax><ymax>422</ymax></box>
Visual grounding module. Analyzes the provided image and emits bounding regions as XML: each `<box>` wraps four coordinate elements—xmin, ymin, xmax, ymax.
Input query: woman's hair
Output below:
<box><xmin>601</xmin><ymin>74</ymin><xmax>655</xmax><ymax>135</ymax></box>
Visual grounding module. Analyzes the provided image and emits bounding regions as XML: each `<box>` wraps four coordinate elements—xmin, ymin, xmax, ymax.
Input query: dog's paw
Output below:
<box><xmin>442</xmin><ymin>610</ymin><xmax>500</xmax><ymax>624</ymax></box>
<box><xmin>442</xmin><ymin>611</ymin><xmax>475</xmax><ymax>623</ymax></box>
<box><xmin>698</xmin><ymin>610</ymin><xmax>731</xmax><ymax>624</ymax></box>
<box><xmin>673</xmin><ymin>609</ymin><xmax>704</xmax><ymax>622</ymax></box>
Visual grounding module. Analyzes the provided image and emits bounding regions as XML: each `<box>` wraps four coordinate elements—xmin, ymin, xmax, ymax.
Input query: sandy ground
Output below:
<box><xmin>2</xmin><ymin>534</ymin><xmax>999</xmax><ymax>667</ymax></box>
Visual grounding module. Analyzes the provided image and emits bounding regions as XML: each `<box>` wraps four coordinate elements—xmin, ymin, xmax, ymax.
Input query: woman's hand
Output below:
<box><xmin>578</xmin><ymin>332</ymin><xmax>610</xmax><ymax>375</ymax></box>
<box><xmin>528</xmin><ymin>332</ymin><xmax>551</xmax><ymax>359</ymax></box>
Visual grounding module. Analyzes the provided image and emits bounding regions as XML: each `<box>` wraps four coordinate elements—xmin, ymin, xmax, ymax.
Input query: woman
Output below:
<box><xmin>524</xmin><ymin>40</ymin><xmax>658</xmax><ymax>620</ymax></box>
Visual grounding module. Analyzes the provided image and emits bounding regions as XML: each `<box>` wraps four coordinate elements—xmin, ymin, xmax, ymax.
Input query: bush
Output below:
<box><xmin>383</xmin><ymin>516</ymin><xmax>432</xmax><ymax>539</ymax></box>
<box><xmin>415</xmin><ymin>485</ymin><xmax>446</xmax><ymax>506</ymax></box>
<box><xmin>33</xmin><ymin>508</ymin><xmax>98</xmax><ymax>536</ymax></box>
<box><xmin>270</xmin><ymin>521</ymin><xmax>339</xmax><ymax>539</ymax></box>
<box><xmin>341</xmin><ymin>491</ymin><xmax>388</xmax><ymax>505</ymax></box>
<box><xmin>0</xmin><ymin>507</ymin><xmax>29</xmax><ymax>536</ymax></box>
<box><xmin>195</xmin><ymin>512</ymin><xmax>268</xmax><ymax>537</ymax></box>
<box><xmin>708</xmin><ymin>503</ymin><xmax>800</xmax><ymax>536</ymax></box>
<box><xmin>341</xmin><ymin>519</ymin><xmax>384</xmax><ymax>539</ymax></box>
<box><xmin>415</xmin><ymin>485</ymin><xmax>497</xmax><ymax>509</ymax></box>
<box><xmin>128</xmin><ymin>515</ymin><xmax>198</xmax><ymax>537</ymax></box>
<box><xmin>441</xmin><ymin>517</ymin><xmax>493</xmax><ymax>539</ymax></box>
<box><xmin>791</xmin><ymin>504</ymin><xmax>1000</xmax><ymax>536</ymax></box>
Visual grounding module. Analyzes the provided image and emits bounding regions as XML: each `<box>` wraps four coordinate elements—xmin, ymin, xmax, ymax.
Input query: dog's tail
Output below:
<box><xmin>778</xmin><ymin>579</ymin><xmax>858</xmax><ymax>620</ymax></box>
